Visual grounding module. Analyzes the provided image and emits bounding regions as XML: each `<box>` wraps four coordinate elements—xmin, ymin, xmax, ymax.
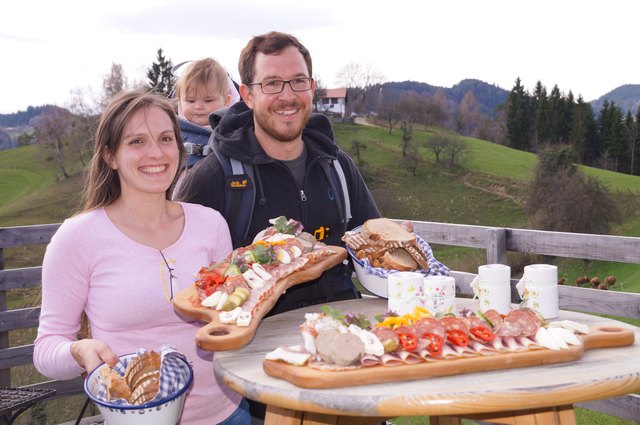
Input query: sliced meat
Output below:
<box><xmin>439</xmin><ymin>316</ymin><xmax>469</xmax><ymax>334</ymax></box>
<box><xmin>315</xmin><ymin>329</ymin><xmax>364</xmax><ymax>366</ymax></box>
<box><xmin>414</xmin><ymin>317</ymin><xmax>446</xmax><ymax>339</ymax></box>
<box><xmin>506</xmin><ymin>308</ymin><xmax>542</xmax><ymax>337</ymax></box>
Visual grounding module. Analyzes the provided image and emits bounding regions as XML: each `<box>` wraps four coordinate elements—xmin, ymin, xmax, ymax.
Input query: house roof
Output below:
<box><xmin>318</xmin><ymin>88</ymin><xmax>347</xmax><ymax>99</ymax></box>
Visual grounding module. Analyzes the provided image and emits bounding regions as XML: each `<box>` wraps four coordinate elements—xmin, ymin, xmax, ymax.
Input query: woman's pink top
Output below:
<box><xmin>34</xmin><ymin>202</ymin><xmax>241</xmax><ymax>424</ymax></box>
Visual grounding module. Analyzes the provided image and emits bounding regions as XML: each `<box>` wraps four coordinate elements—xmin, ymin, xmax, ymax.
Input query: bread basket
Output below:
<box><xmin>346</xmin><ymin>225</ymin><xmax>450</xmax><ymax>298</ymax></box>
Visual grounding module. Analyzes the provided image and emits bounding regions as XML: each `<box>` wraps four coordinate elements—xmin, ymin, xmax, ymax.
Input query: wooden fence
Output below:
<box><xmin>1</xmin><ymin>221</ymin><xmax>639</xmax><ymax>423</ymax></box>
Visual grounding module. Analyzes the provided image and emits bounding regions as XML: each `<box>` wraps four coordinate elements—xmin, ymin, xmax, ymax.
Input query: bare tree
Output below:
<box><xmin>456</xmin><ymin>90</ymin><xmax>482</xmax><ymax>136</ymax></box>
<box><xmin>100</xmin><ymin>62</ymin><xmax>127</xmax><ymax>111</ymax></box>
<box><xmin>378</xmin><ymin>88</ymin><xmax>401</xmax><ymax>134</ymax></box>
<box><xmin>425</xmin><ymin>133</ymin><xmax>450</xmax><ymax>163</ymax></box>
<box><xmin>336</xmin><ymin>62</ymin><xmax>385</xmax><ymax>116</ymax></box>
<box><xmin>443</xmin><ymin>137</ymin><xmax>469</xmax><ymax>168</ymax></box>
<box><xmin>67</xmin><ymin>88</ymin><xmax>99</xmax><ymax>166</ymax></box>
<box><xmin>32</xmin><ymin>107</ymin><xmax>73</xmax><ymax>178</ymax></box>
<box><xmin>425</xmin><ymin>88</ymin><xmax>450</xmax><ymax>127</ymax></box>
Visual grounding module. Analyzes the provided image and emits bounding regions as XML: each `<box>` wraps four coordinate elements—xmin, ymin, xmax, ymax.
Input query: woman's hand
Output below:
<box><xmin>70</xmin><ymin>339</ymin><xmax>119</xmax><ymax>374</ymax></box>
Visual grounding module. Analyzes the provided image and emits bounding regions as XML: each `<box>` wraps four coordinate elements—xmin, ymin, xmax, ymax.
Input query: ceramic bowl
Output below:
<box><xmin>84</xmin><ymin>352</ymin><xmax>193</xmax><ymax>425</ymax></box>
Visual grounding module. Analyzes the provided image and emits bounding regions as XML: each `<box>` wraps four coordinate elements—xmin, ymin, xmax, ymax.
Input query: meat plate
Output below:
<box><xmin>263</xmin><ymin>325</ymin><xmax>634</xmax><ymax>388</ymax></box>
<box><xmin>173</xmin><ymin>246</ymin><xmax>347</xmax><ymax>351</ymax></box>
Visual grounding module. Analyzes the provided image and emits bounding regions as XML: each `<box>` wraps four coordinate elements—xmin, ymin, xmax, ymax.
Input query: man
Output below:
<box><xmin>177</xmin><ymin>31</ymin><xmax>380</xmax><ymax>315</ymax></box>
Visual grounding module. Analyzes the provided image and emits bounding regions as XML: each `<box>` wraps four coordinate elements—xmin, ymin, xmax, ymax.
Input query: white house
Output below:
<box><xmin>315</xmin><ymin>88</ymin><xmax>347</xmax><ymax>117</ymax></box>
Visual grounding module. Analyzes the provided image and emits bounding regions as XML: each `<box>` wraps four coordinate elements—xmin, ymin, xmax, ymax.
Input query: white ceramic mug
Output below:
<box><xmin>423</xmin><ymin>275</ymin><xmax>456</xmax><ymax>316</ymax></box>
<box><xmin>387</xmin><ymin>271</ymin><xmax>424</xmax><ymax>315</ymax></box>
<box><xmin>471</xmin><ymin>264</ymin><xmax>512</xmax><ymax>315</ymax></box>
<box><xmin>516</xmin><ymin>264</ymin><xmax>559</xmax><ymax>319</ymax></box>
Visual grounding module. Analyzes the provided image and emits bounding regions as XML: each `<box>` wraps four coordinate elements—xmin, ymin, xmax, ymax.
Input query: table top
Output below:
<box><xmin>213</xmin><ymin>297</ymin><xmax>640</xmax><ymax>417</ymax></box>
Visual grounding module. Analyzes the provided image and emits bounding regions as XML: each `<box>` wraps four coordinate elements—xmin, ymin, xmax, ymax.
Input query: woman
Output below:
<box><xmin>33</xmin><ymin>90</ymin><xmax>249</xmax><ymax>424</ymax></box>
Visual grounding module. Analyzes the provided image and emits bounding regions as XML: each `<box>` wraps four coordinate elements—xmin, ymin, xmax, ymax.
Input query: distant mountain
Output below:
<box><xmin>590</xmin><ymin>84</ymin><xmax>640</xmax><ymax>115</ymax></box>
<box><xmin>447</xmin><ymin>79</ymin><xmax>509</xmax><ymax>116</ymax></box>
<box><xmin>0</xmin><ymin>105</ymin><xmax>53</xmax><ymax>127</ymax></box>
<box><xmin>367</xmin><ymin>79</ymin><xmax>509</xmax><ymax>117</ymax></box>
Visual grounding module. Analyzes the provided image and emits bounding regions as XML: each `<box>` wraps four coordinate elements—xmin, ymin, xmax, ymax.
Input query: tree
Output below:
<box><xmin>532</xmin><ymin>81</ymin><xmax>551</xmax><ymax>150</ymax></box>
<box><xmin>443</xmin><ymin>137</ymin><xmax>469</xmax><ymax>168</ymax></box>
<box><xmin>597</xmin><ymin>101</ymin><xmax>625</xmax><ymax>171</ymax></box>
<box><xmin>624</xmin><ymin>108</ymin><xmax>640</xmax><ymax>175</ymax></box>
<box><xmin>568</xmin><ymin>96</ymin><xmax>598</xmax><ymax>165</ymax></box>
<box><xmin>32</xmin><ymin>107</ymin><xmax>73</xmax><ymax>178</ymax></box>
<box><xmin>425</xmin><ymin>88</ymin><xmax>449</xmax><ymax>128</ymax></box>
<box><xmin>147</xmin><ymin>48</ymin><xmax>175</xmax><ymax>97</ymax></box>
<box><xmin>336</xmin><ymin>62</ymin><xmax>385</xmax><ymax>116</ymax></box>
<box><xmin>425</xmin><ymin>133</ymin><xmax>450</xmax><ymax>163</ymax></box>
<box><xmin>506</xmin><ymin>77</ymin><xmax>533</xmax><ymax>151</ymax></box>
<box><xmin>525</xmin><ymin>146</ymin><xmax>621</xmax><ymax>234</ymax></box>
<box><xmin>100</xmin><ymin>62</ymin><xmax>127</xmax><ymax>111</ymax></box>
<box><xmin>455</xmin><ymin>90</ymin><xmax>481</xmax><ymax>136</ymax></box>
<box><xmin>378</xmin><ymin>87</ymin><xmax>401</xmax><ymax>134</ymax></box>
<box><xmin>66</xmin><ymin>88</ymin><xmax>99</xmax><ymax>166</ymax></box>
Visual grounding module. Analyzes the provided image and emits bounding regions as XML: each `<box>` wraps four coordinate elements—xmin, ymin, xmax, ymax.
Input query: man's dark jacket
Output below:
<box><xmin>177</xmin><ymin>101</ymin><xmax>380</xmax><ymax>314</ymax></box>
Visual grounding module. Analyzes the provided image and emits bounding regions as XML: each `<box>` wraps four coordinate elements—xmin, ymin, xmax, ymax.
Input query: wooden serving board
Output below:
<box><xmin>173</xmin><ymin>246</ymin><xmax>347</xmax><ymax>351</ymax></box>
<box><xmin>263</xmin><ymin>325</ymin><xmax>634</xmax><ymax>389</ymax></box>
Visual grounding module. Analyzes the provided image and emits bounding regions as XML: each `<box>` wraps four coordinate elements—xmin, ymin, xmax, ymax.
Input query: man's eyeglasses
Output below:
<box><xmin>159</xmin><ymin>250</ymin><xmax>176</xmax><ymax>302</ymax></box>
<box><xmin>247</xmin><ymin>77</ymin><xmax>313</xmax><ymax>95</ymax></box>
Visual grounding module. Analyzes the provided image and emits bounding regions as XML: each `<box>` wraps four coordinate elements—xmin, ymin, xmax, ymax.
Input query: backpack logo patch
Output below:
<box><xmin>225</xmin><ymin>174</ymin><xmax>252</xmax><ymax>191</ymax></box>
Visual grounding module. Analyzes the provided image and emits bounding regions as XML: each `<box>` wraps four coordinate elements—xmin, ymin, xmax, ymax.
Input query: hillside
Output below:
<box><xmin>3</xmin><ymin>125</ymin><xmax>640</xmax><ymax>291</ymax></box>
<box><xmin>590</xmin><ymin>84</ymin><xmax>640</xmax><ymax>115</ymax></box>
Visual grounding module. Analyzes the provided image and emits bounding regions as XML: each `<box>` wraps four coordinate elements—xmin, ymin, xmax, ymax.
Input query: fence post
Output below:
<box><xmin>486</xmin><ymin>227</ymin><xmax>507</xmax><ymax>265</ymax></box>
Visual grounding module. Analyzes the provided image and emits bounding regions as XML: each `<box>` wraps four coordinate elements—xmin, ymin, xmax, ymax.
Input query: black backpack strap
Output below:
<box><xmin>320</xmin><ymin>159</ymin><xmax>351</xmax><ymax>233</ymax></box>
<box><xmin>212</xmin><ymin>147</ymin><xmax>256</xmax><ymax>247</ymax></box>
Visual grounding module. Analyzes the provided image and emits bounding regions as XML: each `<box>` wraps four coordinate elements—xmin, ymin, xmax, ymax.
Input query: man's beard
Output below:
<box><xmin>253</xmin><ymin>101</ymin><xmax>311</xmax><ymax>143</ymax></box>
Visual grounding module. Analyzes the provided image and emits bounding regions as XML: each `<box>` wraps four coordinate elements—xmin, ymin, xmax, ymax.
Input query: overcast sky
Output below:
<box><xmin>1</xmin><ymin>0</ymin><xmax>638</xmax><ymax>114</ymax></box>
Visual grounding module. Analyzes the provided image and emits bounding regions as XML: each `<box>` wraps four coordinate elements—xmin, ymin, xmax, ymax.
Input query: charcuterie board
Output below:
<box><xmin>173</xmin><ymin>246</ymin><xmax>347</xmax><ymax>351</ymax></box>
<box><xmin>263</xmin><ymin>325</ymin><xmax>634</xmax><ymax>388</ymax></box>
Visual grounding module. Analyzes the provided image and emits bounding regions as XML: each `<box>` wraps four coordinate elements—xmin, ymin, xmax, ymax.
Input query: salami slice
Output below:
<box><xmin>505</xmin><ymin>309</ymin><xmax>541</xmax><ymax>337</ymax></box>
<box><xmin>414</xmin><ymin>317</ymin><xmax>446</xmax><ymax>339</ymax></box>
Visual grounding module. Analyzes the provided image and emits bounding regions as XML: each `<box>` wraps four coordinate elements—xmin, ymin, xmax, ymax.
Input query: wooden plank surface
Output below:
<box><xmin>173</xmin><ymin>247</ymin><xmax>347</xmax><ymax>351</ymax></box>
<box><xmin>214</xmin><ymin>297</ymin><xmax>640</xmax><ymax>418</ymax></box>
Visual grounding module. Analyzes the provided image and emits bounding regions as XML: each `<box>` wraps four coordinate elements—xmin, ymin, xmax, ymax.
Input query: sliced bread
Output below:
<box><xmin>363</xmin><ymin>218</ymin><xmax>416</xmax><ymax>248</ymax></box>
<box><xmin>381</xmin><ymin>248</ymin><xmax>419</xmax><ymax>271</ymax></box>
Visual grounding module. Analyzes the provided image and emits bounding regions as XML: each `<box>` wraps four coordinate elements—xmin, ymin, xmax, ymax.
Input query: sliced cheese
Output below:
<box><xmin>236</xmin><ymin>311</ymin><xmax>252</xmax><ymax>327</ymax></box>
<box><xmin>546</xmin><ymin>320</ymin><xmax>590</xmax><ymax>335</ymax></box>
<box><xmin>215</xmin><ymin>292</ymin><xmax>229</xmax><ymax>311</ymax></box>
<box><xmin>219</xmin><ymin>307</ymin><xmax>242</xmax><ymax>324</ymax></box>
<box><xmin>201</xmin><ymin>291</ymin><xmax>222</xmax><ymax>308</ymax></box>
<box><xmin>535</xmin><ymin>326</ymin><xmax>561</xmax><ymax>350</ymax></box>
<box><xmin>264</xmin><ymin>347</ymin><xmax>311</xmax><ymax>366</ymax></box>
<box><xmin>548</xmin><ymin>326</ymin><xmax>581</xmax><ymax>346</ymax></box>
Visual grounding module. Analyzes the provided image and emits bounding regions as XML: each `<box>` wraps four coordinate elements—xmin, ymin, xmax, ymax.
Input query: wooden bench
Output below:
<box><xmin>1</xmin><ymin>221</ymin><xmax>639</xmax><ymax>424</ymax></box>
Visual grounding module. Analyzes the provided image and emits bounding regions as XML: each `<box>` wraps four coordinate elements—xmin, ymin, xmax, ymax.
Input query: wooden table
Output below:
<box><xmin>213</xmin><ymin>298</ymin><xmax>640</xmax><ymax>425</ymax></box>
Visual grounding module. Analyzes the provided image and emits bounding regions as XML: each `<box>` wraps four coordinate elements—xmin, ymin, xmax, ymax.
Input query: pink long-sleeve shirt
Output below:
<box><xmin>34</xmin><ymin>202</ymin><xmax>242</xmax><ymax>424</ymax></box>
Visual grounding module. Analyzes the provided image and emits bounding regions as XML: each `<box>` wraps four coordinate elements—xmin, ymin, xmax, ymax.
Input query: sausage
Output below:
<box><xmin>414</xmin><ymin>317</ymin><xmax>446</xmax><ymax>338</ymax></box>
<box><xmin>439</xmin><ymin>316</ymin><xmax>469</xmax><ymax>334</ymax></box>
<box><xmin>505</xmin><ymin>309</ymin><xmax>541</xmax><ymax>337</ymax></box>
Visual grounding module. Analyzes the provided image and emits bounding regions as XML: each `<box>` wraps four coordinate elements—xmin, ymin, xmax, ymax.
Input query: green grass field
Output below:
<box><xmin>2</xmin><ymin>124</ymin><xmax>640</xmax><ymax>424</ymax></box>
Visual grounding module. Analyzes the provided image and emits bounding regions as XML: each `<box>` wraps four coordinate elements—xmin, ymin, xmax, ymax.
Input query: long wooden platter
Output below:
<box><xmin>173</xmin><ymin>246</ymin><xmax>347</xmax><ymax>351</ymax></box>
<box><xmin>263</xmin><ymin>325</ymin><xmax>634</xmax><ymax>388</ymax></box>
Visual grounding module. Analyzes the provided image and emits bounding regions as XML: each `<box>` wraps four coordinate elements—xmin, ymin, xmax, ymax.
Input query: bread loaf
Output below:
<box><xmin>363</xmin><ymin>218</ymin><xmax>416</xmax><ymax>248</ymax></box>
<box><xmin>343</xmin><ymin>218</ymin><xmax>431</xmax><ymax>272</ymax></box>
<box><xmin>381</xmin><ymin>249</ymin><xmax>419</xmax><ymax>271</ymax></box>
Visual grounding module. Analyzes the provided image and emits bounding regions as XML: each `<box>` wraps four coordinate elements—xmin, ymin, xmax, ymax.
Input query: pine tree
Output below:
<box><xmin>506</xmin><ymin>78</ymin><xmax>533</xmax><ymax>150</ymax></box>
<box><xmin>147</xmin><ymin>48</ymin><xmax>175</xmax><ymax>97</ymax></box>
<box><xmin>533</xmin><ymin>81</ymin><xmax>551</xmax><ymax>149</ymax></box>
